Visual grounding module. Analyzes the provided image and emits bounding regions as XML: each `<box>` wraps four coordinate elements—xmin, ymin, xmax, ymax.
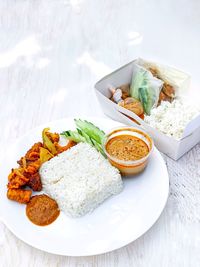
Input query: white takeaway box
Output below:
<box><xmin>94</xmin><ymin>59</ymin><xmax>200</xmax><ymax>160</ymax></box>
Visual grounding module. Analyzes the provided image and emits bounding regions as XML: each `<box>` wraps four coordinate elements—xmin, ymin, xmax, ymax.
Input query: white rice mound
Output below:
<box><xmin>39</xmin><ymin>142</ymin><xmax>123</xmax><ymax>217</ymax></box>
<box><xmin>145</xmin><ymin>99</ymin><xmax>200</xmax><ymax>139</ymax></box>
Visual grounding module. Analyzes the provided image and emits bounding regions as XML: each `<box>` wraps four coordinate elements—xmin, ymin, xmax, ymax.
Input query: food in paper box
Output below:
<box><xmin>130</xmin><ymin>65</ymin><xmax>164</xmax><ymax>115</ymax></box>
<box><xmin>109</xmin><ymin>86</ymin><xmax>144</xmax><ymax>119</ymax></box>
<box><xmin>108</xmin><ymin>59</ymin><xmax>199</xmax><ymax>139</ymax></box>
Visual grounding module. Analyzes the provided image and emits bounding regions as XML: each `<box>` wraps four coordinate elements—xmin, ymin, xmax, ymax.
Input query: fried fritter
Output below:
<box><xmin>24</xmin><ymin>160</ymin><xmax>40</xmax><ymax>176</ymax></box>
<box><xmin>28</xmin><ymin>172</ymin><xmax>42</xmax><ymax>191</ymax></box>
<box><xmin>17</xmin><ymin>142</ymin><xmax>43</xmax><ymax>167</ymax></box>
<box><xmin>7</xmin><ymin>168</ymin><xmax>29</xmax><ymax>189</ymax></box>
<box><xmin>7</xmin><ymin>188</ymin><xmax>32</xmax><ymax>204</ymax></box>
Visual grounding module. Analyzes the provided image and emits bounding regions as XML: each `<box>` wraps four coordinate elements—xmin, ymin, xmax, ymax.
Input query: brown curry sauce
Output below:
<box><xmin>106</xmin><ymin>135</ymin><xmax>149</xmax><ymax>161</ymax></box>
<box><xmin>26</xmin><ymin>194</ymin><xmax>60</xmax><ymax>226</ymax></box>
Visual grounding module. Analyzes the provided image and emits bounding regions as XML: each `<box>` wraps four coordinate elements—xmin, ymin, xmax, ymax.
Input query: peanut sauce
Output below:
<box><xmin>26</xmin><ymin>194</ymin><xmax>60</xmax><ymax>226</ymax></box>
<box><xmin>106</xmin><ymin>135</ymin><xmax>149</xmax><ymax>161</ymax></box>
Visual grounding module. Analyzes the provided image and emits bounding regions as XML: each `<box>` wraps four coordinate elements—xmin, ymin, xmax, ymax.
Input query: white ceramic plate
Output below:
<box><xmin>0</xmin><ymin>117</ymin><xmax>169</xmax><ymax>256</ymax></box>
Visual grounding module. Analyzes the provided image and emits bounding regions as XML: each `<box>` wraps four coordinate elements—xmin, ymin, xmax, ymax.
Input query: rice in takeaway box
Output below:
<box><xmin>95</xmin><ymin>58</ymin><xmax>200</xmax><ymax>160</ymax></box>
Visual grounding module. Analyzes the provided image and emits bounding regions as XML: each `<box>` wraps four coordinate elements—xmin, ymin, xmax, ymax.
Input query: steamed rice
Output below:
<box><xmin>39</xmin><ymin>142</ymin><xmax>123</xmax><ymax>217</ymax></box>
<box><xmin>144</xmin><ymin>99</ymin><xmax>200</xmax><ymax>139</ymax></box>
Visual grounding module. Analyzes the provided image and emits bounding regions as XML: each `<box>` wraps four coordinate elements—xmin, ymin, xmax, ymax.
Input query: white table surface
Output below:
<box><xmin>0</xmin><ymin>1</ymin><xmax>200</xmax><ymax>266</ymax></box>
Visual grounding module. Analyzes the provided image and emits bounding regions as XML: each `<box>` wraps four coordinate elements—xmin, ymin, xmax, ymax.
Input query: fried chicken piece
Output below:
<box><xmin>23</xmin><ymin>160</ymin><xmax>42</xmax><ymax>191</ymax></box>
<box><xmin>27</xmin><ymin>151</ymin><xmax>40</xmax><ymax>161</ymax></box>
<box><xmin>162</xmin><ymin>83</ymin><xmax>175</xmax><ymax>98</ymax></box>
<box><xmin>25</xmin><ymin>142</ymin><xmax>43</xmax><ymax>160</ymax></box>
<box><xmin>17</xmin><ymin>142</ymin><xmax>43</xmax><ymax>166</ymax></box>
<box><xmin>158</xmin><ymin>91</ymin><xmax>173</xmax><ymax>105</ymax></box>
<box><xmin>23</xmin><ymin>160</ymin><xmax>40</xmax><ymax>177</ymax></box>
<box><xmin>118</xmin><ymin>97</ymin><xmax>144</xmax><ymax>116</ymax></box>
<box><xmin>118</xmin><ymin>84</ymin><xmax>130</xmax><ymax>99</ymax></box>
<box><xmin>7</xmin><ymin>168</ymin><xmax>29</xmax><ymax>189</ymax></box>
<box><xmin>7</xmin><ymin>188</ymin><xmax>32</xmax><ymax>204</ymax></box>
<box><xmin>27</xmin><ymin>172</ymin><xmax>42</xmax><ymax>191</ymax></box>
<box><xmin>17</xmin><ymin>158</ymin><xmax>26</xmax><ymax>168</ymax></box>
<box><xmin>17</xmin><ymin>156</ymin><xmax>27</xmax><ymax>168</ymax></box>
<box><xmin>27</xmin><ymin>142</ymin><xmax>43</xmax><ymax>153</ymax></box>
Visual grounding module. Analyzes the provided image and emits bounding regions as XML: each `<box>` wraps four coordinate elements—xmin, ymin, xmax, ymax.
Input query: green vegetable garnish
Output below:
<box><xmin>74</xmin><ymin>119</ymin><xmax>105</xmax><ymax>144</ymax></box>
<box><xmin>61</xmin><ymin>119</ymin><xmax>106</xmax><ymax>156</ymax></box>
<box><xmin>61</xmin><ymin>130</ymin><xmax>86</xmax><ymax>143</ymax></box>
<box><xmin>138</xmin><ymin>87</ymin><xmax>149</xmax><ymax>115</ymax></box>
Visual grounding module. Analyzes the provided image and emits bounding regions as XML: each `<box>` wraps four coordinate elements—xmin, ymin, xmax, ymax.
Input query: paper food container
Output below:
<box><xmin>94</xmin><ymin>59</ymin><xmax>200</xmax><ymax>160</ymax></box>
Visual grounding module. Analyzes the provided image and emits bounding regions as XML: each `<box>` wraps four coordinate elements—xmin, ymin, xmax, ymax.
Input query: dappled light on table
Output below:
<box><xmin>128</xmin><ymin>31</ymin><xmax>143</xmax><ymax>46</ymax></box>
<box><xmin>0</xmin><ymin>36</ymin><xmax>41</xmax><ymax>68</ymax></box>
<box><xmin>77</xmin><ymin>51</ymin><xmax>112</xmax><ymax>78</ymax></box>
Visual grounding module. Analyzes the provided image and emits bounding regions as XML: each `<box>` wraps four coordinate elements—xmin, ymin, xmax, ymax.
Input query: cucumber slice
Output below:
<box><xmin>77</xmin><ymin>128</ymin><xmax>94</xmax><ymax>146</ymax></box>
<box><xmin>61</xmin><ymin>120</ymin><xmax>106</xmax><ymax>156</ymax></box>
<box><xmin>61</xmin><ymin>130</ymin><xmax>86</xmax><ymax>143</ymax></box>
<box><xmin>74</xmin><ymin>119</ymin><xmax>105</xmax><ymax>144</ymax></box>
<box><xmin>91</xmin><ymin>138</ymin><xmax>105</xmax><ymax>156</ymax></box>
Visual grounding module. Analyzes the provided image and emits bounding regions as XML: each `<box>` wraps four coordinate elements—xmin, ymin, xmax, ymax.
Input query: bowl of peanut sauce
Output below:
<box><xmin>103</xmin><ymin>127</ymin><xmax>153</xmax><ymax>175</ymax></box>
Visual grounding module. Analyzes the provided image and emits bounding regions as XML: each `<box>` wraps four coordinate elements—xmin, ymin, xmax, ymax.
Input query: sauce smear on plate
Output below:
<box><xmin>26</xmin><ymin>194</ymin><xmax>60</xmax><ymax>226</ymax></box>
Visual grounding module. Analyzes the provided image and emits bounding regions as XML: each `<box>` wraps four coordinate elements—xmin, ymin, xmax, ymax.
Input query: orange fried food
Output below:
<box><xmin>17</xmin><ymin>142</ymin><xmax>43</xmax><ymax>167</ymax></box>
<box><xmin>118</xmin><ymin>97</ymin><xmax>144</xmax><ymax>117</ymax></box>
<box><xmin>8</xmin><ymin>152</ymin><xmax>41</xmax><ymax>194</ymax></box>
<box><xmin>7</xmin><ymin>128</ymin><xmax>77</xmax><ymax>204</ymax></box>
<box><xmin>158</xmin><ymin>91</ymin><xmax>172</xmax><ymax>105</ymax></box>
<box><xmin>23</xmin><ymin>160</ymin><xmax>42</xmax><ymax>191</ymax></box>
<box><xmin>26</xmin><ymin>142</ymin><xmax>43</xmax><ymax>156</ymax></box>
<box><xmin>54</xmin><ymin>140</ymin><xmax>76</xmax><ymax>154</ymax></box>
<box><xmin>28</xmin><ymin>172</ymin><xmax>42</xmax><ymax>191</ymax></box>
<box><xmin>24</xmin><ymin>142</ymin><xmax>42</xmax><ymax>161</ymax></box>
<box><xmin>8</xmin><ymin>168</ymin><xmax>29</xmax><ymax>189</ymax></box>
<box><xmin>24</xmin><ymin>160</ymin><xmax>40</xmax><ymax>176</ymax></box>
<box><xmin>45</xmin><ymin>132</ymin><xmax>59</xmax><ymax>143</ymax></box>
<box><xmin>7</xmin><ymin>188</ymin><xmax>32</xmax><ymax>204</ymax></box>
<box><xmin>162</xmin><ymin>83</ymin><xmax>175</xmax><ymax>98</ymax></box>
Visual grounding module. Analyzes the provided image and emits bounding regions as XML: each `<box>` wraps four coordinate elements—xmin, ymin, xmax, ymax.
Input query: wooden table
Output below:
<box><xmin>0</xmin><ymin>1</ymin><xmax>200</xmax><ymax>266</ymax></box>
